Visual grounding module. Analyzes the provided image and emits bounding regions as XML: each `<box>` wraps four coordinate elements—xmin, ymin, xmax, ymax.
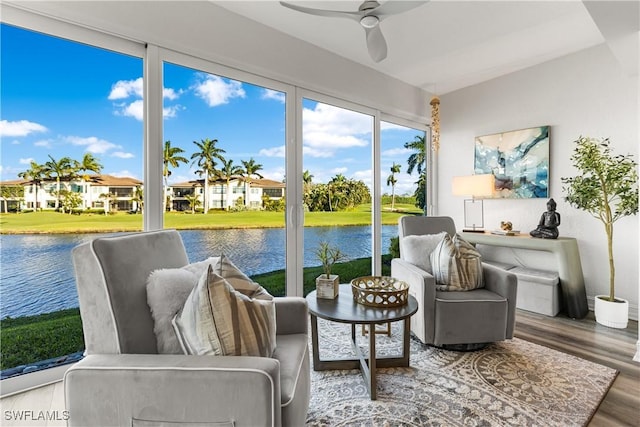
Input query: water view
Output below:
<box><xmin>0</xmin><ymin>225</ymin><xmax>397</xmax><ymax>319</ymax></box>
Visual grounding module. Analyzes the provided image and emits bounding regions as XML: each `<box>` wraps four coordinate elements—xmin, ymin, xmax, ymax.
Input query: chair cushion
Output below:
<box><xmin>430</xmin><ymin>233</ymin><xmax>484</xmax><ymax>291</ymax></box>
<box><xmin>173</xmin><ymin>265</ymin><xmax>277</xmax><ymax>357</ymax></box>
<box><xmin>400</xmin><ymin>232</ymin><xmax>447</xmax><ymax>274</ymax></box>
<box><xmin>147</xmin><ymin>255</ymin><xmax>271</xmax><ymax>354</ymax></box>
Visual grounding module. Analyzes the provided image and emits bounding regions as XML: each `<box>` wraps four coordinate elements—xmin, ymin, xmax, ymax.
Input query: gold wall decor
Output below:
<box><xmin>430</xmin><ymin>96</ymin><xmax>440</xmax><ymax>151</ymax></box>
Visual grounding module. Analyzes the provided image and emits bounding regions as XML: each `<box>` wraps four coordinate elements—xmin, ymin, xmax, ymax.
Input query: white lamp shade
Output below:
<box><xmin>452</xmin><ymin>174</ymin><xmax>495</xmax><ymax>198</ymax></box>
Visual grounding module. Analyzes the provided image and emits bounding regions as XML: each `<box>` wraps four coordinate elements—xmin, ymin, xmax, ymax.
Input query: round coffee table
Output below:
<box><xmin>306</xmin><ymin>284</ymin><xmax>418</xmax><ymax>400</ymax></box>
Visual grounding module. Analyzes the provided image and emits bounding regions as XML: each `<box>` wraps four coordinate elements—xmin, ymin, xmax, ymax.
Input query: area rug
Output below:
<box><xmin>306</xmin><ymin>320</ymin><xmax>618</xmax><ymax>427</ymax></box>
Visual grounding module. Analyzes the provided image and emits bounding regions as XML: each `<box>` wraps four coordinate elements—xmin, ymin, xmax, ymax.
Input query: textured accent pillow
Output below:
<box><xmin>146</xmin><ymin>257</ymin><xmax>220</xmax><ymax>354</ymax></box>
<box><xmin>216</xmin><ymin>254</ymin><xmax>272</xmax><ymax>301</ymax></box>
<box><xmin>173</xmin><ymin>265</ymin><xmax>277</xmax><ymax>357</ymax></box>
<box><xmin>430</xmin><ymin>233</ymin><xmax>484</xmax><ymax>291</ymax></box>
<box><xmin>400</xmin><ymin>232</ymin><xmax>447</xmax><ymax>273</ymax></box>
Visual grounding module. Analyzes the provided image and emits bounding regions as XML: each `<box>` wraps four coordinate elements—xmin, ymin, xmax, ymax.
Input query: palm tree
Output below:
<box><xmin>43</xmin><ymin>155</ymin><xmax>75</xmax><ymax>210</ymax></box>
<box><xmin>163</xmin><ymin>140</ymin><xmax>188</xmax><ymax>212</ymax></box>
<box><xmin>387</xmin><ymin>162</ymin><xmax>401</xmax><ymax>211</ymax></box>
<box><xmin>190</xmin><ymin>138</ymin><xmax>225</xmax><ymax>213</ymax></box>
<box><xmin>219</xmin><ymin>157</ymin><xmax>243</xmax><ymax>210</ymax></box>
<box><xmin>74</xmin><ymin>153</ymin><xmax>103</xmax><ymax>209</ymax></box>
<box><xmin>184</xmin><ymin>193</ymin><xmax>201</xmax><ymax>214</ymax></box>
<box><xmin>241</xmin><ymin>158</ymin><xmax>264</xmax><ymax>208</ymax></box>
<box><xmin>131</xmin><ymin>185</ymin><xmax>144</xmax><ymax>214</ymax></box>
<box><xmin>18</xmin><ymin>161</ymin><xmax>45</xmax><ymax>211</ymax></box>
<box><xmin>404</xmin><ymin>135</ymin><xmax>426</xmax><ymax>175</ymax></box>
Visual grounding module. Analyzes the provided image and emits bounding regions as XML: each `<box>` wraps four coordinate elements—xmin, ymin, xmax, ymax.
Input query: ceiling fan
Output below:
<box><xmin>279</xmin><ymin>1</ymin><xmax>427</xmax><ymax>63</ymax></box>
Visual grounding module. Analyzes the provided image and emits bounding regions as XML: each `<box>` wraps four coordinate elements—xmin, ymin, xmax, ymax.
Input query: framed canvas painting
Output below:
<box><xmin>474</xmin><ymin>126</ymin><xmax>549</xmax><ymax>198</ymax></box>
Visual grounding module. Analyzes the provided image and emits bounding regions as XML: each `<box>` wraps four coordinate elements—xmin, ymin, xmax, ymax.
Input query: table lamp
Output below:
<box><xmin>452</xmin><ymin>174</ymin><xmax>495</xmax><ymax>232</ymax></box>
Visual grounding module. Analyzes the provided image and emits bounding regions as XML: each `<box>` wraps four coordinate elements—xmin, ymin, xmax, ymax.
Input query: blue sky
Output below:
<box><xmin>1</xmin><ymin>23</ymin><xmax>423</xmax><ymax>195</ymax></box>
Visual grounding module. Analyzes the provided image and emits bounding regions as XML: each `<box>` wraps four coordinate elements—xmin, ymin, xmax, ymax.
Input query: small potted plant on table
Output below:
<box><xmin>314</xmin><ymin>241</ymin><xmax>349</xmax><ymax>299</ymax></box>
<box><xmin>561</xmin><ymin>136</ymin><xmax>638</xmax><ymax>328</ymax></box>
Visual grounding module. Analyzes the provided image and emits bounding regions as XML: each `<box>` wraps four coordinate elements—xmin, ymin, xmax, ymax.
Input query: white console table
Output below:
<box><xmin>461</xmin><ymin>232</ymin><xmax>588</xmax><ymax>319</ymax></box>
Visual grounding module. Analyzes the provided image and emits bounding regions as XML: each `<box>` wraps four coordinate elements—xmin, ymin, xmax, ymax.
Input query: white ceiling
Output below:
<box><xmin>212</xmin><ymin>1</ymin><xmax>637</xmax><ymax>95</ymax></box>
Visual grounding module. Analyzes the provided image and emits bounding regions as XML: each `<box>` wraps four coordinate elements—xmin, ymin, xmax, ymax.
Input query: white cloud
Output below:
<box><xmin>303</xmin><ymin>146</ymin><xmax>334</xmax><ymax>158</ymax></box>
<box><xmin>261</xmin><ymin>89</ymin><xmax>285</xmax><ymax>103</ymax></box>
<box><xmin>11</xmin><ymin>140</ymin><xmax>21</xmax><ymax>145</ymax></box>
<box><xmin>193</xmin><ymin>74</ymin><xmax>245</xmax><ymax>107</ymax></box>
<box><xmin>66</xmin><ymin>136</ymin><xmax>121</xmax><ymax>154</ymax></box>
<box><xmin>331</xmin><ymin>167</ymin><xmax>348</xmax><ymax>174</ymax></box>
<box><xmin>111</xmin><ymin>151</ymin><xmax>135</xmax><ymax>159</ymax></box>
<box><xmin>263</xmin><ymin>166</ymin><xmax>285</xmax><ymax>183</ymax></box>
<box><xmin>110</xmin><ymin>78</ymin><xmax>181</xmax><ymax>120</ymax></box>
<box><xmin>301</xmin><ymin>103</ymin><xmax>371</xmax><ymax>158</ymax></box>
<box><xmin>0</xmin><ymin>120</ymin><xmax>48</xmax><ymax>137</ymax></box>
<box><xmin>108</xmin><ymin>78</ymin><xmax>143</xmax><ymax>100</ymax></box>
<box><xmin>163</xmin><ymin>87</ymin><xmax>180</xmax><ymax>101</ymax></box>
<box><xmin>163</xmin><ymin>105</ymin><xmax>183</xmax><ymax>119</ymax></box>
<box><xmin>34</xmin><ymin>140</ymin><xmax>52</xmax><ymax>148</ymax></box>
<box><xmin>19</xmin><ymin>158</ymin><xmax>34</xmax><ymax>165</ymax></box>
<box><xmin>118</xmin><ymin>99</ymin><xmax>144</xmax><ymax>121</ymax></box>
<box><xmin>110</xmin><ymin>170</ymin><xmax>139</xmax><ymax>179</ymax></box>
<box><xmin>259</xmin><ymin>146</ymin><xmax>285</xmax><ymax>158</ymax></box>
<box><xmin>382</xmin><ymin>147</ymin><xmax>411</xmax><ymax>157</ymax></box>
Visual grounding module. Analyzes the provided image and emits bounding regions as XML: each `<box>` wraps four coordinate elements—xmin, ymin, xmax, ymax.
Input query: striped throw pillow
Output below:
<box><xmin>430</xmin><ymin>233</ymin><xmax>484</xmax><ymax>291</ymax></box>
<box><xmin>172</xmin><ymin>264</ymin><xmax>277</xmax><ymax>357</ymax></box>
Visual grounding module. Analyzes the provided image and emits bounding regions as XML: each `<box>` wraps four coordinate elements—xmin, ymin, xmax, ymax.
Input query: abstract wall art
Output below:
<box><xmin>474</xmin><ymin>126</ymin><xmax>549</xmax><ymax>198</ymax></box>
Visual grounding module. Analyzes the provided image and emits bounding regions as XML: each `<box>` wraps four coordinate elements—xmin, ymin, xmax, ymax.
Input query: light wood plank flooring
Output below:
<box><xmin>1</xmin><ymin>310</ymin><xmax>638</xmax><ymax>426</ymax></box>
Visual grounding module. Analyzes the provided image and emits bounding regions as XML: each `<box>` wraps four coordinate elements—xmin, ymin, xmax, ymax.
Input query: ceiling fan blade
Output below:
<box><xmin>375</xmin><ymin>1</ymin><xmax>429</xmax><ymax>19</ymax></box>
<box><xmin>279</xmin><ymin>1</ymin><xmax>360</xmax><ymax>21</ymax></box>
<box><xmin>365</xmin><ymin>25</ymin><xmax>387</xmax><ymax>62</ymax></box>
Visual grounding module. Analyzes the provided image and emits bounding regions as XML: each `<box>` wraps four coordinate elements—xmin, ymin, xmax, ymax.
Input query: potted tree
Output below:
<box><xmin>314</xmin><ymin>241</ymin><xmax>348</xmax><ymax>299</ymax></box>
<box><xmin>561</xmin><ymin>136</ymin><xmax>638</xmax><ymax>328</ymax></box>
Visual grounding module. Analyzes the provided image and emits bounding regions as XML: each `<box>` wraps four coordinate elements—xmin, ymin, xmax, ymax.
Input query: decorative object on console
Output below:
<box><xmin>561</xmin><ymin>136</ymin><xmax>638</xmax><ymax>329</ymax></box>
<box><xmin>452</xmin><ymin>174</ymin><xmax>495</xmax><ymax>232</ymax></box>
<box><xmin>500</xmin><ymin>221</ymin><xmax>513</xmax><ymax>231</ymax></box>
<box><xmin>314</xmin><ymin>241</ymin><xmax>349</xmax><ymax>299</ymax></box>
<box><xmin>475</xmin><ymin>125</ymin><xmax>549</xmax><ymax>198</ymax></box>
<box><xmin>530</xmin><ymin>198</ymin><xmax>561</xmax><ymax>239</ymax></box>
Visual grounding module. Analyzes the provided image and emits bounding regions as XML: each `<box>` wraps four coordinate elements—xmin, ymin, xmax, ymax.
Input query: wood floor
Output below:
<box><xmin>1</xmin><ymin>310</ymin><xmax>638</xmax><ymax>426</ymax></box>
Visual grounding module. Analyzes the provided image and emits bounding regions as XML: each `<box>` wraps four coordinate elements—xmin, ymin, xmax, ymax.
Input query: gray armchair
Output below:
<box><xmin>64</xmin><ymin>229</ymin><xmax>310</xmax><ymax>426</ymax></box>
<box><xmin>391</xmin><ymin>216</ymin><xmax>517</xmax><ymax>350</ymax></box>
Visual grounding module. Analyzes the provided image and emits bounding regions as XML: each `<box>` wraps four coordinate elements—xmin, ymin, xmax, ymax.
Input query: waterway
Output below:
<box><xmin>0</xmin><ymin>226</ymin><xmax>397</xmax><ymax>319</ymax></box>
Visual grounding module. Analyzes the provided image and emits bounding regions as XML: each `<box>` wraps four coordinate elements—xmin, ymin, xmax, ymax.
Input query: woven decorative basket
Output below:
<box><xmin>351</xmin><ymin>276</ymin><xmax>409</xmax><ymax>308</ymax></box>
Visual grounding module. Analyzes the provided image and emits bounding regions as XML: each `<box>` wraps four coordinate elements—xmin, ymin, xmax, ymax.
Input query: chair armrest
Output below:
<box><xmin>64</xmin><ymin>354</ymin><xmax>282</xmax><ymax>427</ymax></box>
<box><xmin>275</xmin><ymin>297</ymin><xmax>308</xmax><ymax>335</ymax></box>
<box><xmin>391</xmin><ymin>258</ymin><xmax>436</xmax><ymax>314</ymax></box>
<box><xmin>482</xmin><ymin>263</ymin><xmax>518</xmax><ymax>338</ymax></box>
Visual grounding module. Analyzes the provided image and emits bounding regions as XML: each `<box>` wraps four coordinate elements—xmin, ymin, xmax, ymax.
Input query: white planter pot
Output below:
<box><xmin>594</xmin><ymin>295</ymin><xmax>628</xmax><ymax>329</ymax></box>
<box><xmin>316</xmin><ymin>274</ymin><xmax>339</xmax><ymax>299</ymax></box>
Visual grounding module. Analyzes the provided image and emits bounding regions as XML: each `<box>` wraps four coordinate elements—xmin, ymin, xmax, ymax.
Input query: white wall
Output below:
<box><xmin>438</xmin><ymin>44</ymin><xmax>639</xmax><ymax>317</ymax></box>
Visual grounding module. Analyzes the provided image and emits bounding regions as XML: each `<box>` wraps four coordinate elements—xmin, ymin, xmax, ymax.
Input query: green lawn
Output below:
<box><xmin>0</xmin><ymin>256</ymin><xmax>393</xmax><ymax>370</ymax></box>
<box><xmin>0</xmin><ymin>203</ymin><xmax>422</xmax><ymax>233</ymax></box>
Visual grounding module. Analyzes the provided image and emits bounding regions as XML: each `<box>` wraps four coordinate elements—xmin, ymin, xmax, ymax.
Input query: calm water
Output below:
<box><xmin>0</xmin><ymin>226</ymin><xmax>396</xmax><ymax>319</ymax></box>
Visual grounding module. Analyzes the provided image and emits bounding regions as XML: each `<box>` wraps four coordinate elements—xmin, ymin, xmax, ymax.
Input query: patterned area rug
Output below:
<box><xmin>306</xmin><ymin>320</ymin><xmax>617</xmax><ymax>427</ymax></box>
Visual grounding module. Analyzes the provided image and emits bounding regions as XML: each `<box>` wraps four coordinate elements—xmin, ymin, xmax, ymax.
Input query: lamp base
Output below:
<box><xmin>462</xmin><ymin>229</ymin><xmax>485</xmax><ymax>233</ymax></box>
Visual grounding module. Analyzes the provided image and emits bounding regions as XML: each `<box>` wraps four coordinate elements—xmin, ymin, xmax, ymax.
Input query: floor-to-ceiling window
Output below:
<box><xmin>0</xmin><ymin>23</ymin><xmax>144</xmax><ymax>378</ymax></box>
<box><xmin>301</xmin><ymin>96</ymin><xmax>375</xmax><ymax>293</ymax></box>
<box><xmin>379</xmin><ymin>121</ymin><xmax>428</xmax><ymax>268</ymax></box>
<box><xmin>160</xmin><ymin>53</ymin><xmax>289</xmax><ymax>296</ymax></box>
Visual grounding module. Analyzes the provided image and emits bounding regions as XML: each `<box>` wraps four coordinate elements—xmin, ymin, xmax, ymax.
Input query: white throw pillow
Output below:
<box><xmin>400</xmin><ymin>232</ymin><xmax>447</xmax><ymax>274</ymax></box>
<box><xmin>430</xmin><ymin>234</ymin><xmax>484</xmax><ymax>291</ymax></box>
<box><xmin>173</xmin><ymin>265</ymin><xmax>277</xmax><ymax>357</ymax></box>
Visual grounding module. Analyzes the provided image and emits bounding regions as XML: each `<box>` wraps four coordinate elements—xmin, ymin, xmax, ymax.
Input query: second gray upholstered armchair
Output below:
<box><xmin>391</xmin><ymin>216</ymin><xmax>518</xmax><ymax>350</ymax></box>
<box><xmin>64</xmin><ymin>229</ymin><xmax>310</xmax><ymax>426</ymax></box>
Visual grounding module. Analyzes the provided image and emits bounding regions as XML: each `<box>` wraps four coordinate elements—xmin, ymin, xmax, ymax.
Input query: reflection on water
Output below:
<box><xmin>0</xmin><ymin>226</ymin><xmax>396</xmax><ymax>318</ymax></box>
